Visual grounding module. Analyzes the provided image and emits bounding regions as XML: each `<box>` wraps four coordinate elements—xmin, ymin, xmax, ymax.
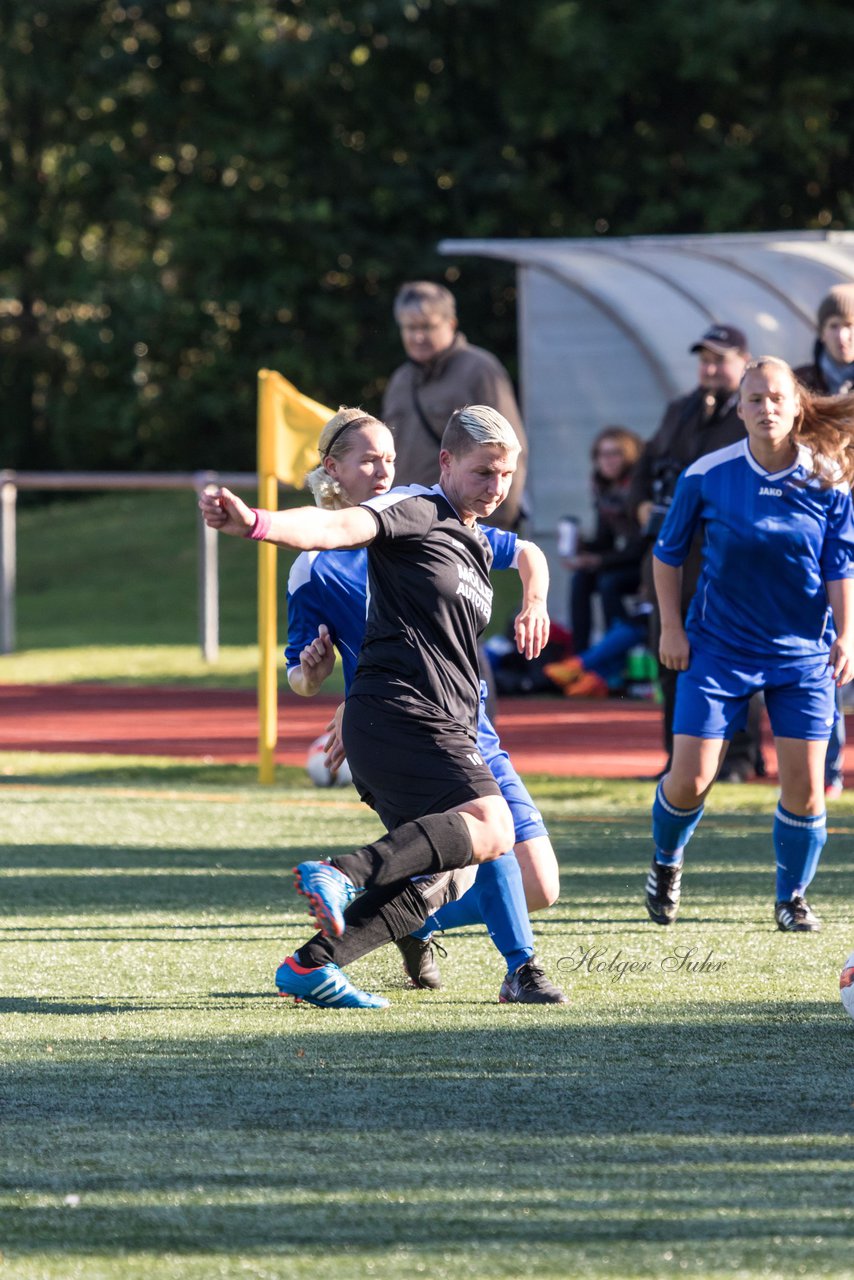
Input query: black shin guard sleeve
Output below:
<box><xmin>331</xmin><ymin>811</ymin><xmax>474</xmax><ymax>891</ymax></box>
<box><xmin>298</xmin><ymin>883</ymin><xmax>429</xmax><ymax>970</ymax></box>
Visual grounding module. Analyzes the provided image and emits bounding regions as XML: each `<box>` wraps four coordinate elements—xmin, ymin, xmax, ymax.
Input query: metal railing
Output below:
<box><xmin>0</xmin><ymin>469</ymin><xmax>258</xmax><ymax>660</ymax></box>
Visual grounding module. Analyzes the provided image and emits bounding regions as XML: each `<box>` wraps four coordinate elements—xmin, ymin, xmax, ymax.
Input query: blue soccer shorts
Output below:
<box><xmin>673</xmin><ymin>645</ymin><xmax>837</xmax><ymax>742</ymax></box>
<box><xmin>477</xmin><ymin>692</ymin><xmax>548</xmax><ymax>843</ymax></box>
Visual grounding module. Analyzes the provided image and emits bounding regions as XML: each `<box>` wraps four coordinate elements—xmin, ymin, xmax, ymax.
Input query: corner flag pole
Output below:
<box><xmin>257</xmin><ymin>370</ymin><xmax>279</xmax><ymax>785</ymax></box>
<box><xmin>255</xmin><ymin>369</ymin><xmax>332</xmax><ymax>785</ymax></box>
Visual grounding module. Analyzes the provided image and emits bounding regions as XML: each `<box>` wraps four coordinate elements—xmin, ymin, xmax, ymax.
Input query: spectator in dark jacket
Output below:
<box><xmin>628</xmin><ymin>323</ymin><xmax>755</xmax><ymax>774</ymax></box>
<box><xmin>564</xmin><ymin>426</ymin><xmax>646</xmax><ymax>653</ymax></box>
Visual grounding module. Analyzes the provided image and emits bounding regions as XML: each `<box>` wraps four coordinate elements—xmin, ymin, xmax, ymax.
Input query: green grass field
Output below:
<box><xmin>3</xmin><ymin>492</ymin><xmax>853</xmax><ymax>1276</ymax></box>
<box><xmin>2</xmin><ymin>756</ymin><xmax>853</xmax><ymax>1279</ymax></box>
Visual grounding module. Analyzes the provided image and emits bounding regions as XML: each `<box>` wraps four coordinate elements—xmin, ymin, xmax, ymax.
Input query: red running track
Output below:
<box><xmin>0</xmin><ymin>682</ymin><xmax>828</xmax><ymax>781</ymax></box>
<box><xmin>0</xmin><ymin>684</ymin><xmax>666</xmax><ymax>777</ymax></box>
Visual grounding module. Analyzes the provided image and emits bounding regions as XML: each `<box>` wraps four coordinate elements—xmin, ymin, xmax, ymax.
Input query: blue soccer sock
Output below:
<box><xmin>412</xmin><ymin>885</ymin><xmax>482</xmax><ymax>940</ymax></box>
<box><xmin>413</xmin><ymin>852</ymin><xmax>534</xmax><ymax>973</ymax></box>
<box><xmin>473</xmin><ymin>853</ymin><xmax>535</xmax><ymax>973</ymax></box>
<box><xmin>652</xmin><ymin>782</ymin><xmax>704</xmax><ymax>866</ymax></box>
<box><xmin>419</xmin><ymin>887</ymin><xmax>481</xmax><ymax>934</ymax></box>
<box><xmin>774</xmin><ymin>804</ymin><xmax>827</xmax><ymax>901</ymax></box>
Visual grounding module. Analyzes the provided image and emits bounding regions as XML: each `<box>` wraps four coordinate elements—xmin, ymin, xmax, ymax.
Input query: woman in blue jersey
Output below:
<box><xmin>646</xmin><ymin>356</ymin><xmax>854</xmax><ymax>932</ymax></box>
<box><xmin>286</xmin><ymin>406</ymin><xmax>564</xmax><ymax>1004</ymax></box>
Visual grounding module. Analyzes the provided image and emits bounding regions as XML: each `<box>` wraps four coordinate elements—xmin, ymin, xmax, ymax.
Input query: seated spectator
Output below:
<box><xmin>544</xmin><ymin>611</ymin><xmax>651</xmax><ymax>698</ymax></box>
<box><xmin>564</xmin><ymin>426</ymin><xmax>646</xmax><ymax>653</ymax></box>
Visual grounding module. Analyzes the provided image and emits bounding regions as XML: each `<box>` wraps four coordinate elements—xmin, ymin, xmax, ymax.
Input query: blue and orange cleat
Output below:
<box><xmin>294</xmin><ymin>860</ymin><xmax>357</xmax><ymax>938</ymax></box>
<box><xmin>275</xmin><ymin>956</ymin><xmax>389</xmax><ymax>1009</ymax></box>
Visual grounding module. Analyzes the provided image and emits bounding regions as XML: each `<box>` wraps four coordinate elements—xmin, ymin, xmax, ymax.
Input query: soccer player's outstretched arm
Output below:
<box><xmin>199</xmin><ymin>486</ymin><xmax>377</xmax><ymax>551</ymax></box>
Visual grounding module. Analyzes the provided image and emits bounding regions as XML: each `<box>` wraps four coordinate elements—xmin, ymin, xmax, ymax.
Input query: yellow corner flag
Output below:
<box><xmin>256</xmin><ymin>369</ymin><xmax>335</xmax><ymax>784</ymax></box>
<box><xmin>257</xmin><ymin>368</ymin><xmax>333</xmax><ymax>486</ymax></box>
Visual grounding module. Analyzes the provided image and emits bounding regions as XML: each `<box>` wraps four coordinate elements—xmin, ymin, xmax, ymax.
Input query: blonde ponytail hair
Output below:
<box><xmin>305</xmin><ymin>407</ymin><xmax>384</xmax><ymax>509</ymax></box>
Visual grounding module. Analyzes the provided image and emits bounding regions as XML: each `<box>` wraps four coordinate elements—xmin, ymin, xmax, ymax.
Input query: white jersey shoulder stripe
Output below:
<box><xmin>680</xmin><ymin>439</ymin><xmax>849</xmax><ymax>490</ymax></box>
<box><xmin>287</xmin><ymin>549</ymin><xmax>320</xmax><ymax>594</ymax></box>
<box><xmin>362</xmin><ymin>483</ymin><xmax>437</xmax><ymax>514</ymax></box>
<box><xmin>683</xmin><ymin>439</ymin><xmax>747</xmax><ymax>479</ymax></box>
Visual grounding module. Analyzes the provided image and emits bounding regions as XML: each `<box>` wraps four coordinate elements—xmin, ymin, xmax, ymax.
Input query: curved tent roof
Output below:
<box><xmin>439</xmin><ymin>231</ymin><xmax>854</xmax><ymax>621</ymax></box>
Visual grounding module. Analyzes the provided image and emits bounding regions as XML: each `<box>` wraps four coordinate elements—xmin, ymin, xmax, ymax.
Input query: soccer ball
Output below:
<box><xmin>305</xmin><ymin>735</ymin><xmax>352</xmax><ymax>789</ymax></box>
<box><xmin>840</xmin><ymin>951</ymin><xmax>854</xmax><ymax>1022</ymax></box>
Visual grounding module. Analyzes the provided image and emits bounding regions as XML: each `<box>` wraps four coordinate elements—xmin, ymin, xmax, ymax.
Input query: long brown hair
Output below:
<box><xmin>590</xmin><ymin>426</ymin><xmax>643</xmax><ymax>487</ymax></box>
<box><xmin>742</xmin><ymin>357</ymin><xmax>854</xmax><ymax>487</ymax></box>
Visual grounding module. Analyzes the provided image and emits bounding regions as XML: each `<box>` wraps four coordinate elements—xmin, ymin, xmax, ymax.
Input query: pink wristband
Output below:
<box><xmin>246</xmin><ymin>508</ymin><xmax>273</xmax><ymax>541</ymax></box>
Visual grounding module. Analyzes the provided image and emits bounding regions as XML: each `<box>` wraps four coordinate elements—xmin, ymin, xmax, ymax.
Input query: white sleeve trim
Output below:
<box><xmin>510</xmin><ymin>538</ymin><xmax>531</xmax><ymax>569</ymax></box>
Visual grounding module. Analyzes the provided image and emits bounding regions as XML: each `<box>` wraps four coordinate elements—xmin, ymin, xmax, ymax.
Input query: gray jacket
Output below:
<box><xmin>381</xmin><ymin>333</ymin><xmax>528</xmax><ymax>530</ymax></box>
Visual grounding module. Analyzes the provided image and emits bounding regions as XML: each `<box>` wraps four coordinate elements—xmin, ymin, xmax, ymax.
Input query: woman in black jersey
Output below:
<box><xmin>200</xmin><ymin>405</ymin><xmax>554</xmax><ymax>1009</ymax></box>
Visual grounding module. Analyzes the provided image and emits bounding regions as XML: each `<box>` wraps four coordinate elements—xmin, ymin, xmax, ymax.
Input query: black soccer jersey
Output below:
<box><xmin>351</xmin><ymin>484</ymin><xmax>495</xmax><ymax>732</ymax></box>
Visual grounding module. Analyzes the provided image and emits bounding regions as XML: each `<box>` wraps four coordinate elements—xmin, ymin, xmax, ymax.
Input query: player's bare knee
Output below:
<box><xmin>516</xmin><ymin>838</ymin><xmax>560</xmax><ymax>909</ymax></box>
<box><xmin>490</xmin><ymin>805</ymin><xmax>516</xmax><ymax>858</ymax></box>
<box><xmin>469</xmin><ymin>821</ymin><xmax>515</xmax><ymax>863</ymax></box>
<box><xmin>456</xmin><ymin>796</ymin><xmax>514</xmax><ymax>862</ymax></box>
<box><xmin>666</xmin><ymin>773</ymin><xmax>709</xmax><ymax>809</ymax></box>
<box><xmin>525</xmin><ymin>870</ymin><xmax>560</xmax><ymax>912</ymax></box>
<box><xmin>780</xmin><ymin>788</ymin><xmax>825</xmax><ymax>817</ymax></box>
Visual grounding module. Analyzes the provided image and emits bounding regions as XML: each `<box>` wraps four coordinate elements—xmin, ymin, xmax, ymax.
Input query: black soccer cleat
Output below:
<box><xmin>645</xmin><ymin>858</ymin><xmax>683</xmax><ymax>925</ymax></box>
<box><xmin>774</xmin><ymin>895</ymin><xmax>822</xmax><ymax>932</ymax></box>
<box><xmin>395</xmin><ymin>934</ymin><xmax>446</xmax><ymax>989</ymax></box>
<box><xmin>499</xmin><ymin>958</ymin><xmax>569</xmax><ymax>1005</ymax></box>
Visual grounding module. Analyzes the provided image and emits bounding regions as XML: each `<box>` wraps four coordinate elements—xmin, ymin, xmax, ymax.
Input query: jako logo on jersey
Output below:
<box><xmin>759</xmin><ymin>486</ymin><xmax>783</xmax><ymax>496</ymax></box>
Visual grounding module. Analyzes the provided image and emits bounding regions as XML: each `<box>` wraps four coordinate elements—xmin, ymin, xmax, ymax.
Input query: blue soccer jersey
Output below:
<box><xmin>654</xmin><ymin>440</ymin><xmax>854</xmax><ymax>661</ymax></box>
<box><xmin>286</xmin><ymin>548</ymin><xmax>370</xmax><ymax>691</ymax></box>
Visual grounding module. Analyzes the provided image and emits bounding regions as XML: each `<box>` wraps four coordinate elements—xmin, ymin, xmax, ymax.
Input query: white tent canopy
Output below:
<box><xmin>439</xmin><ymin>230</ymin><xmax>854</xmax><ymax>623</ymax></box>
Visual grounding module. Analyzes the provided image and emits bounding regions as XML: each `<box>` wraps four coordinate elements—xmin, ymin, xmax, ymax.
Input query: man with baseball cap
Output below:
<box><xmin>690</xmin><ymin>322</ymin><xmax>750</xmax><ymax>357</ymax></box>
<box><xmin>629</xmin><ymin>322</ymin><xmax>761</xmax><ymax>778</ymax></box>
<box><xmin>795</xmin><ymin>283</ymin><xmax>854</xmax><ymax>797</ymax></box>
<box><xmin>631</xmin><ymin>325</ymin><xmax>750</xmax><ymax>539</ymax></box>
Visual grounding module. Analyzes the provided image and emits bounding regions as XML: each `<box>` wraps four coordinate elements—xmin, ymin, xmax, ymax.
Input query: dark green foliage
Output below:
<box><xmin>1</xmin><ymin>0</ymin><xmax>852</xmax><ymax>472</ymax></box>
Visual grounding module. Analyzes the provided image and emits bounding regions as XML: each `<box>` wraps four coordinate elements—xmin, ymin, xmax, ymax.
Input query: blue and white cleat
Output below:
<box><xmin>275</xmin><ymin>957</ymin><xmax>389</xmax><ymax>1009</ymax></box>
<box><xmin>294</xmin><ymin>860</ymin><xmax>357</xmax><ymax>938</ymax></box>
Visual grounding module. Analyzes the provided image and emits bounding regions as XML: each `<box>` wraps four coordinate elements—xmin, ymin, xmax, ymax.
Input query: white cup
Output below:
<box><xmin>557</xmin><ymin>516</ymin><xmax>579</xmax><ymax>558</ymax></box>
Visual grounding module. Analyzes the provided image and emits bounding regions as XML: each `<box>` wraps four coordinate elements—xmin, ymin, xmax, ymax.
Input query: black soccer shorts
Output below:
<box><xmin>342</xmin><ymin>692</ymin><xmax>501</xmax><ymax>831</ymax></box>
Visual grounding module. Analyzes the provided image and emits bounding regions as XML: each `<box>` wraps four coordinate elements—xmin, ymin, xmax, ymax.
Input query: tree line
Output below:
<box><xmin>1</xmin><ymin>0</ymin><xmax>852</xmax><ymax>473</ymax></box>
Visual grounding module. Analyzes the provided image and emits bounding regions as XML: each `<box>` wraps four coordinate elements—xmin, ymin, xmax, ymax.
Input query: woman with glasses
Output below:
<box><xmin>563</xmin><ymin>428</ymin><xmax>646</xmax><ymax>653</ymax></box>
